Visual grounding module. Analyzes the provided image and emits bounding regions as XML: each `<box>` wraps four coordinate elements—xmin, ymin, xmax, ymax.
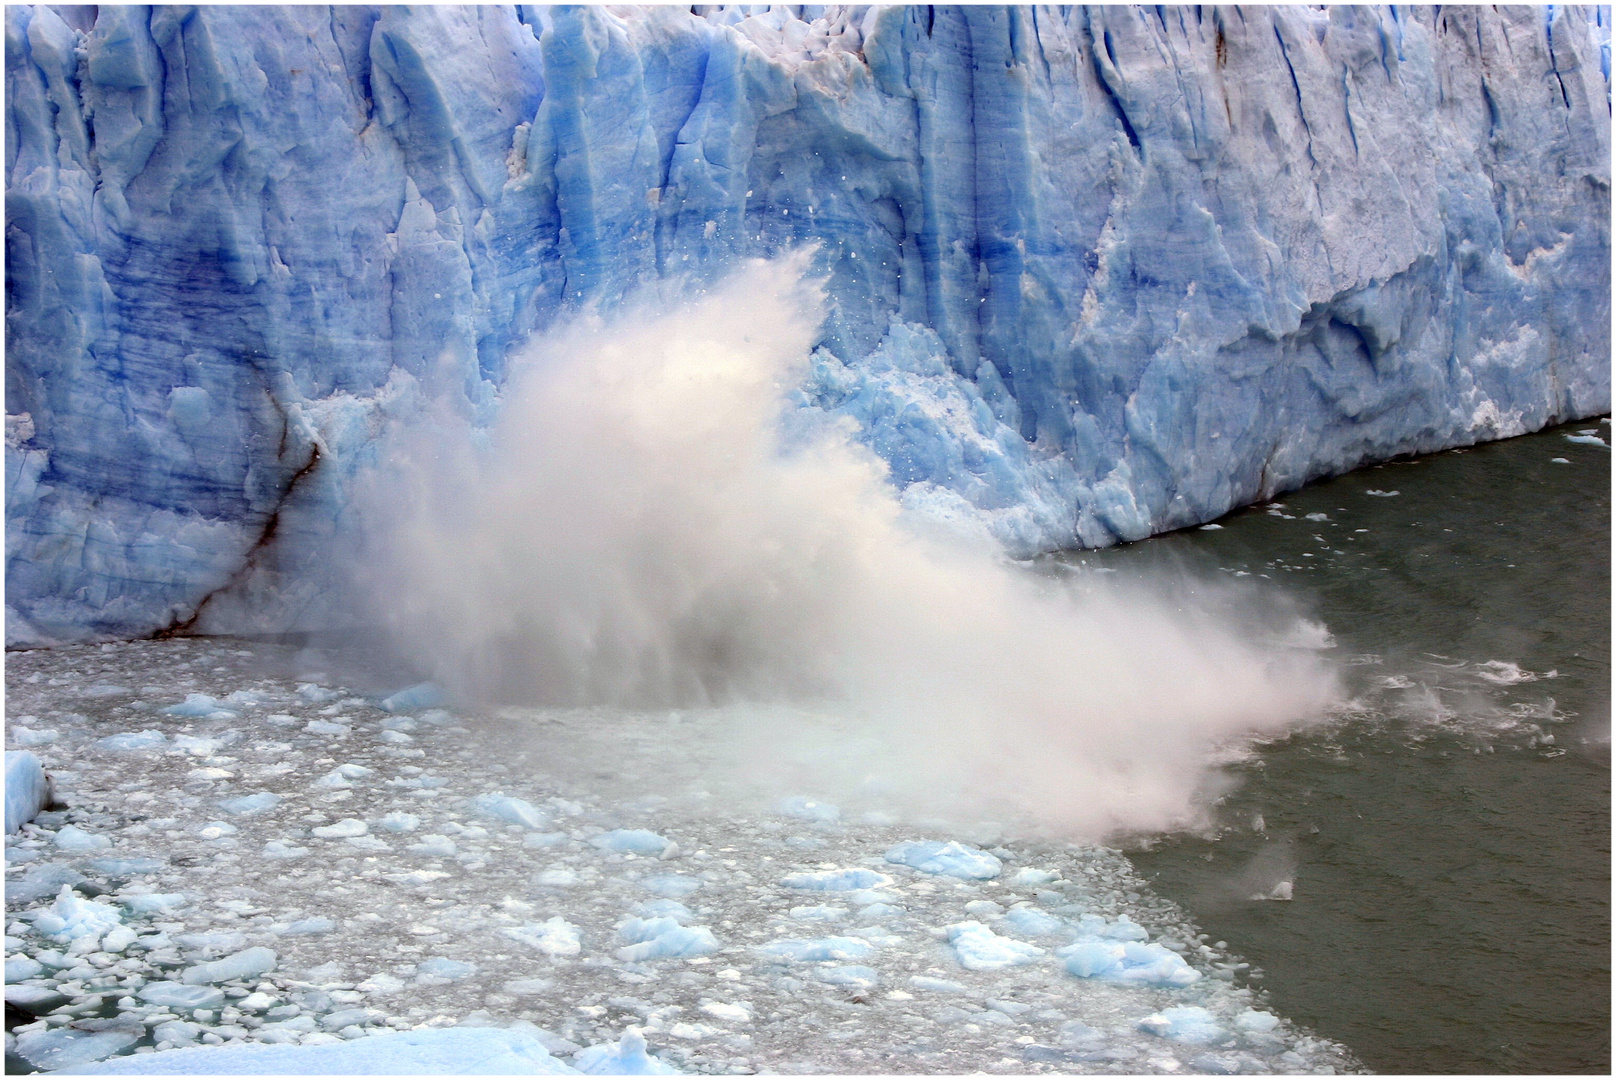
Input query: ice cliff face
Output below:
<box><xmin>6</xmin><ymin>4</ymin><xmax>1611</xmax><ymax>644</ymax></box>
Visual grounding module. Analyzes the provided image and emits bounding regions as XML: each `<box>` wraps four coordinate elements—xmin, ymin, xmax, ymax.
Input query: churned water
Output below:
<box><xmin>1073</xmin><ymin>419</ymin><xmax>1610</xmax><ymax>1073</ymax></box>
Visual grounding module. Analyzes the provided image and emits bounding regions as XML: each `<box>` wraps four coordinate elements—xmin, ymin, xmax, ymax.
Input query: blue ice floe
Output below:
<box><xmin>381</xmin><ymin>683</ymin><xmax>447</xmax><ymax>713</ymax></box>
<box><xmin>27</xmin><ymin>885</ymin><xmax>122</xmax><ymax>943</ymax></box>
<box><xmin>572</xmin><ymin>1027</ymin><xmax>681</xmax><ymax>1075</ymax></box>
<box><xmin>95</xmin><ymin>730</ymin><xmax>167</xmax><ymax>752</ymax></box>
<box><xmin>161</xmin><ymin>694</ymin><xmax>239</xmax><ymax>720</ymax></box>
<box><xmin>588</xmin><ymin>829</ymin><xmax>673</xmax><ymax>855</ymax></box>
<box><xmin>615</xmin><ymin>917</ymin><xmax>720</xmax><ymax>961</ymax></box>
<box><xmin>217</xmin><ymin>792</ymin><xmax>281</xmax><ymax>816</ymax></box>
<box><xmin>6</xmin><ymin>749</ymin><xmax>50</xmax><ymax>831</ymax></box>
<box><xmin>778</xmin><ymin>867</ymin><xmax>891</xmax><ymax>891</ymax></box>
<box><xmin>944</xmin><ymin>921</ymin><xmax>1045</xmax><ymax>971</ymax></box>
<box><xmin>1059</xmin><ymin>939</ymin><xmax>1202</xmax><ymax>987</ymax></box>
<box><xmin>471</xmin><ymin>793</ymin><xmax>547</xmax><ymax>830</ymax></box>
<box><xmin>885</xmin><ymin>841</ymin><xmax>1002</xmax><ymax>879</ymax></box>
<box><xmin>1137</xmin><ymin>1006</ymin><xmax>1228</xmax><ymax>1044</ymax></box>
<box><xmin>756</xmin><ymin>936</ymin><xmax>876</xmax><ymax>963</ymax></box>
<box><xmin>501</xmin><ymin>917</ymin><xmax>582</xmax><ymax>956</ymax></box>
<box><xmin>55</xmin><ymin>1026</ymin><xmax>588</xmax><ymax>1074</ymax></box>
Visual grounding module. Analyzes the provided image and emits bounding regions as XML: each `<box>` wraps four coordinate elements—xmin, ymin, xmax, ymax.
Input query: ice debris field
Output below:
<box><xmin>5</xmin><ymin>639</ymin><xmax>1359</xmax><ymax>1074</ymax></box>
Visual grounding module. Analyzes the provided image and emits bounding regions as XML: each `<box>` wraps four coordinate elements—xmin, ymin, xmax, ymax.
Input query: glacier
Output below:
<box><xmin>5</xmin><ymin>3</ymin><xmax>1610</xmax><ymax>644</ymax></box>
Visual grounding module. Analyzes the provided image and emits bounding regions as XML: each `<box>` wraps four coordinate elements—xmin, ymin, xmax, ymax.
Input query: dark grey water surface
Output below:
<box><xmin>1058</xmin><ymin>420</ymin><xmax>1610</xmax><ymax>1073</ymax></box>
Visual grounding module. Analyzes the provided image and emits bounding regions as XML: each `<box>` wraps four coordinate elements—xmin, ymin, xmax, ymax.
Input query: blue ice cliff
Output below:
<box><xmin>6</xmin><ymin>5</ymin><xmax>1610</xmax><ymax>644</ymax></box>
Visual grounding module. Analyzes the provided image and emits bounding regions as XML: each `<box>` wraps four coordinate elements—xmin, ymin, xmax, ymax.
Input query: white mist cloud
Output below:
<box><xmin>361</xmin><ymin>253</ymin><xmax>1339</xmax><ymax>839</ymax></box>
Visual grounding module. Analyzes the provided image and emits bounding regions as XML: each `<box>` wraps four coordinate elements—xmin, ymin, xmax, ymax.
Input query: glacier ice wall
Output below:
<box><xmin>6</xmin><ymin>4</ymin><xmax>1610</xmax><ymax>644</ymax></box>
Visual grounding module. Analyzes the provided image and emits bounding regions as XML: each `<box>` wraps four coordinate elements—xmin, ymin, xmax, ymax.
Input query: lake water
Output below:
<box><xmin>1064</xmin><ymin>419</ymin><xmax>1610</xmax><ymax>1073</ymax></box>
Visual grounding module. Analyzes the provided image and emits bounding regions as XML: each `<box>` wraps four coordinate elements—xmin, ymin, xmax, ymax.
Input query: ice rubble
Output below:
<box><xmin>4</xmin><ymin>638</ymin><xmax>1362</xmax><ymax>1075</ymax></box>
<box><xmin>5</xmin><ymin>4</ymin><xmax>1609</xmax><ymax>644</ymax></box>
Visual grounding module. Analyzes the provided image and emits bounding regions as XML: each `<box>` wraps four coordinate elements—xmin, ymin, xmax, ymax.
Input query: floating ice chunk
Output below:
<box><xmin>100</xmin><ymin>925</ymin><xmax>138</xmax><ymax>952</ymax></box>
<box><xmin>407</xmin><ymin>835</ymin><xmax>458</xmax><ymax>857</ymax></box>
<box><xmin>472</xmin><ymin>793</ymin><xmax>547</xmax><ymax>829</ymax></box>
<box><xmin>858</xmin><ymin>902</ymin><xmax>903</xmax><ymax>920</ymax></box>
<box><xmin>198</xmin><ymin>821</ymin><xmax>238</xmax><ymax>840</ymax></box>
<box><xmin>280</xmin><ymin>917</ymin><xmax>335</xmax><ymax>935</ymax></box>
<box><xmin>790</xmin><ymin>904</ymin><xmax>848</xmax><ymax>921</ymax></box>
<box><xmin>163</xmin><ymin>694</ymin><xmax>239</xmax><ymax>719</ymax></box>
<box><xmin>1565</xmin><ymin>433</ymin><xmax>1610</xmax><ymax>447</ymax></box>
<box><xmin>33</xmin><ymin>885</ymin><xmax>122</xmax><ymax>942</ymax></box>
<box><xmin>5</xmin><ymin>750</ymin><xmax>50</xmax><ymax>833</ymax></box>
<box><xmin>1304</xmin><ymin>512</ymin><xmax>1330</xmax><ymax>522</ymax></box>
<box><xmin>223</xmin><ymin>689</ymin><xmax>271</xmax><ymax>706</ymax></box>
<box><xmin>7</xmin><ymin>953</ymin><xmax>43</xmax><ymax>981</ymax></box>
<box><xmin>618</xmin><ymin>916</ymin><xmax>682</xmax><ymax>944</ymax></box>
<box><xmin>182</xmin><ymin>946</ymin><xmax>277</xmax><ymax>984</ymax></box>
<box><xmin>1074</xmin><ymin>913</ymin><xmax>1150</xmax><ymax>941</ymax></box>
<box><xmin>53</xmin><ymin>824</ymin><xmax>109</xmax><ymax>852</ymax></box>
<box><xmin>886</xmin><ymin>841</ymin><xmax>1002</xmax><ymax>879</ymax></box>
<box><xmin>534</xmin><ymin>868</ymin><xmax>578</xmax><ymax>887</ymax></box>
<box><xmin>321</xmin><ymin>1002</ymin><xmax>384</xmax><ymax>1028</ymax></box>
<box><xmin>944</xmin><ymin>921</ymin><xmax>1044</xmax><ymax>970</ymax></box>
<box><xmin>304</xmin><ymin>719</ymin><xmax>351</xmax><ymax>736</ymax></box>
<box><xmin>347</xmin><ymin>834</ymin><xmax>392</xmax><ymax>852</ymax></box>
<box><xmin>1364</xmin><ymin>489</ymin><xmax>1400</xmax><ymax>497</ymax></box>
<box><xmin>641</xmin><ymin>874</ymin><xmax>701</xmax><ymax>898</ymax></box>
<box><xmin>1252</xmin><ymin>880</ymin><xmax>1293</xmax><ymax>901</ymax></box>
<box><xmin>356</xmin><ymin>972</ymin><xmax>407</xmax><ymax>995</ymax></box>
<box><xmin>152</xmin><ymin>1020</ymin><xmax>200</xmax><ymax>1046</ymax></box>
<box><xmin>963</xmin><ymin>900</ymin><xmax>1004</xmax><ymax>916</ymax></box>
<box><xmin>817</xmin><ymin>965</ymin><xmax>880</xmax><ymax>992</ymax></box>
<box><xmin>1002</xmin><ymin>905</ymin><xmax>1065</xmax><ymax>937</ymax></box>
<box><xmin>175</xmin><ymin>929</ymin><xmax>246</xmax><ymax>952</ymax></box>
<box><xmin>573</xmin><ymin>1027</ymin><xmax>680</xmax><ymax>1075</ymax></box>
<box><xmin>1236</xmin><ymin>1009</ymin><xmax>1280</xmax><ymax>1033</ymax></box>
<box><xmin>779</xmin><ymin>867</ymin><xmax>891</xmax><ymax>891</ymax></box>
<box><xmin>778</xmin><ymin>796</ymin><xmax>839</xmax><ymax>822</ymax></box>
<box><xmin>12</xmin><ymin>1027</ymin><xmax>139</xmax><ymax>1070</ymax></box>
<box><xmin>120</xmin><ymin>892</ymin><xmax>186</xmax><ymax>914</ymax></box>
<box><xmin>218</xmin><ymin>792</ymin><xmax>281</xmax><ymax>816</ymax></box>
<box><xmin>138</xmin><ymin>981</ymin><xmax>226</xmax><ymax>1010</ymax></box>
<box><xmin>377</xmin><ymin>812</ymin><xmax>421</xmax><ymax>833</ymax></box>
<box><xmin>524</xmin><ymin>832</ymin><xmax>569</xmax><ymax>849</ymax></box>
<box><xmin>96</xmin><ymin>730</ymin><xmax>168</xmax><ymax>751</ymax></box>
<box><xmin>1008</xmin><ymin>867</ymin><xmax>1060</xmax><ymax>887</ymax></box>
<box><xmin>908</xmin><ymin>975</ymin><xmax>967</xmax><ymax>993</ymax></box>
<box><xmin>262</xmin><ymin>841</ymin><xmax>310</xmax><ymax>859</ymax></box>
<box><xmin>502</xmin><ymin>917</ymin><xmax>582</xmax><ymax>956</ymax></box>
<box><xmin>381</xmin><ymin>683</ymin><xmax>446</xmax><ymax>713</ymax></box>
<box><xmin>589</xmin><ymin>829</ymin><xmax>673</xmax><ymax>855</ymax></box>
<box><xmin>616</xmin><ymin>924</ymin><xmax>720</xmax><ymax>962</ymax></box>
<box><xmin>756</xmin><ymin>936</ymin><xmax>874</xmax><ymax>962</ymax></box>
<box><xmin>83</xmin><ymin>684</ymin><xmax>131</xmax><ymax>697</ymax></box>
<box><xmin>504</xmin><ymin>977</ymin><xmax>553</xmax><ymax>995</ymax></box>
<box><xmin>1059</xmin><ymin>940</ymin><xmax>1201</xmax><ymax>986</ymax></box>
<box><xmin>297</xmin><ymin>684</ymin><xmax>342</xmax><ymax>704</ymax></box>
<box><xmin>379</xmin><ymin>730</ymin><xmax>415</xmax><ymax>744</ymax></box>
<box><xmin>1198</xmin><ymin>523</ymin><xmax>1224</xmax><ymax>530</ymax></box>
<box><xmin>11</xmin><ymin>726</ymin><xmax>59</xmax><ymax>747</ymax></box>
<box><xmin>417</xmin><ymin>956</ymin><xmax>476</xmax><ymax>979</ymax></box>
<box><xmin>71</xmin><ymin>1026</ymin><xmax>580</xmax><ymax>1074</ymax></box>
<box><xmin>312</xmin><ymin>818</ymin><xmax>368</xmax><ymax>838</ymax></box>
<box><xmin>1137</xmin><ymin>1006</ymin><xmax>1227</xmax><ymax>1044</ymax></box>
<box><xmin>173</xmin><ymin>734</ymin><xmax>229</xmax><ymax>756</ymax></box>
<box><xmin>699</xmin><ymin>1000</ymin><xmax>752</xmax><ymax>1023</ymax></box>
<box><xmin>633</xmin><ymin>899</ymin><xmax>693</xmax><ymax>921</ymax></box>
<box><xmin>312</xmin><ymin>770</ymin><xmax>354</xmax><ymax>790</ymax></box>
